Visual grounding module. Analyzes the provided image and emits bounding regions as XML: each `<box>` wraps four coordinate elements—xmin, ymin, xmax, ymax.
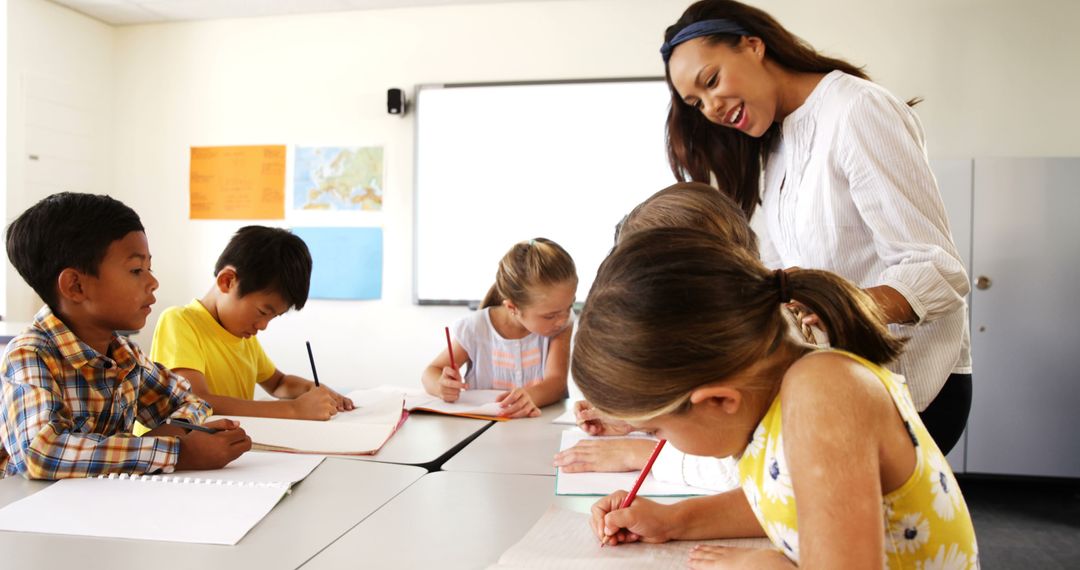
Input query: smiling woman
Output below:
<box><xmin>659</xmin><ymin>0</ymin><xmax>972</xmax><ymax>458</ymax></box>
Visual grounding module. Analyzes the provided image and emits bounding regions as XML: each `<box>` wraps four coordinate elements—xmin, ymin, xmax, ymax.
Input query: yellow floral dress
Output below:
<box><xmin>736</xmin><ymin>350</ymin><xmax>979</xmax><ymax>568</ymax></box>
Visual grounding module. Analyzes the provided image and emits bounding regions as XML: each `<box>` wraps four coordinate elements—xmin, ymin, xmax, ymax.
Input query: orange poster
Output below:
<box><xmin>190</xmin><ymin>145</ymin><xmax>286</xmax><ymax>219</ymax></box>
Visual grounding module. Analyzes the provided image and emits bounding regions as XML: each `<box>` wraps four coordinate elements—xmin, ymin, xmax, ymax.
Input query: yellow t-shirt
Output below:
<box><xmin>149</xmin><ymin>299</ymin><xmax>276</xmax><ymax>400</ymax></box>
<box><xmin>736</xmin><ymin>350</ymin><xmax>979</xmax><ymax>568</ymax></box>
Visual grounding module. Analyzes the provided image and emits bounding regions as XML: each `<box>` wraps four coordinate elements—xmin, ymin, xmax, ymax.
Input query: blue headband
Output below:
<box><xmin>660</xmin><ymin>19</ymin><xmax>750</xmax><ymax>63</ymax></box>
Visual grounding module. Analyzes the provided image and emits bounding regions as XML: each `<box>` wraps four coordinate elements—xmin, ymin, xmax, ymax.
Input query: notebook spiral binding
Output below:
<box><xmin>94</xmin><ymin>472</ymin><xmax>287</xmax><ymax>489</ymax></box>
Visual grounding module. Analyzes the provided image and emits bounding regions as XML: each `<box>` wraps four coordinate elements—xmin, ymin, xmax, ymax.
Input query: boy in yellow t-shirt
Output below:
<box><xmin>150</xmin><ymin>226</ymin><xmax>353</xmax><ymax>420</ymax></box>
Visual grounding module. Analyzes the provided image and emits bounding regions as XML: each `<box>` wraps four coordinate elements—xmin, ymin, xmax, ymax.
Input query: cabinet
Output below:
<box><xmin>963</xmin><ymin>158</ymin><xmax>1080</xmax><ymax>477</ymax></box>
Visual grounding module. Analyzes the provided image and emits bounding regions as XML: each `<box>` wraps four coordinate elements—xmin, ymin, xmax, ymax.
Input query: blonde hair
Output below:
<box><xmin>617</xmin><ymin>182</ymin><xmax>758</xmax><ymax>253</ymax></box>
<box><xmin>573</xmin><ymin>228</ymin><xmax>904</xmax><ymax>421</ymax></box>
<box><xmin>481</xmin><ymin>238</ymin><xmax>577</xmax><ymax>309</ymax></box>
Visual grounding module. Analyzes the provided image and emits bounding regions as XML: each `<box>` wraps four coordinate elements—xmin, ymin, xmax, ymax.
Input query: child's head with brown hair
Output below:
<box><xmin>572</xmin><ymin>228</ymin><xmax>903</xmax><ymax>453</ymax></box>
<box><xmin>616</xmin><ymin>181</ymin><xmax>757</xmax><ymax>253</ymax></box>
<box><xmin>481</xmin><ymin>237</ymin><xmax>578</xmax><ymax>338</ymax></box>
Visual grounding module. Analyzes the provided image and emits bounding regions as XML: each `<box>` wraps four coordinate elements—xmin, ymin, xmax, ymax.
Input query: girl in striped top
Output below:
<box><xmin>421</xmin><ymin>238</ymin><xmax>577</xmax><ymax>418</ymax></box>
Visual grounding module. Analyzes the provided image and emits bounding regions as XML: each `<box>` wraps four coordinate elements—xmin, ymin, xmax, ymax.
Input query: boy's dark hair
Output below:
<box><xmin>215</xmin><ymin>225</ymin><xmax>313</xmax><ymax>310</ymax></box>
<box><xmin>6</xmin><ymin>192</ymin><xmax>144</xmax><ymax>310</ymax></box>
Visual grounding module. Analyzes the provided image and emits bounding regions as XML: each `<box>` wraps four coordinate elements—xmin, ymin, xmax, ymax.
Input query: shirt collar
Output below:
<box><xmin>33</xmin><ymin>305</ymin><xmax>137</xmax><ymax>372</ymax></box>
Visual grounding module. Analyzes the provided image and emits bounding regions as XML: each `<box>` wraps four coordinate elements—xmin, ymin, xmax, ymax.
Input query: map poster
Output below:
<box><xmin>293</xmin><ymin>146</ymin><xmax>384</xmax><ymax>211</ymax></box>
<box><xmin>190</xmin><ymin>145</ymin><xmax>286</xmax><ymax>219</ymax></box>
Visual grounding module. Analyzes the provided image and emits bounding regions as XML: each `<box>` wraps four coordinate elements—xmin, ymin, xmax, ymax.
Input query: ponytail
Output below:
<box><xmin>573</xmin><ymin>227</ymin><xmax>904</xmax><ymax>420</ymax></box>
<box><xmin>785</xmin><ymin>270</ymin><xmax>905</xmax><ymax>364</ymax></box>
<box><xmin>481</xmin><ymin>238</ymin><xmax>577</xmax><ymax>309</ymax></box>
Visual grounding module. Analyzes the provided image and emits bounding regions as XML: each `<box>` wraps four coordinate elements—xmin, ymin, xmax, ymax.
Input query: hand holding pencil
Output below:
<box><xmin>438</xmin><ymin>326</ymin><xmax>468</xmax><ymax>403</ymax></box>
<box><xmin>590</xmin><ymin>439</ymin><xmax>673</xmax><ymax>547</ymax></box>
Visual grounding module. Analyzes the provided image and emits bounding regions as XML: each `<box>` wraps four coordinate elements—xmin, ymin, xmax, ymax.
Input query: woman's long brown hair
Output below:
<box><xmin>663</xmin><ymin>0</ymin><xmax>871</xmax><ymax>219</ymax></box>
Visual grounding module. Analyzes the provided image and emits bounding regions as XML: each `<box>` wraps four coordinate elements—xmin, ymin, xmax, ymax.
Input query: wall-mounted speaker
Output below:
<box><xmin>387</xmin><ymin>88</ymin><xmax>406</xmax><ymax>116</ymax></box>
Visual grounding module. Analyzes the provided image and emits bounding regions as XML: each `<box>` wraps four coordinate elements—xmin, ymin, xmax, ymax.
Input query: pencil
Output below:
<box><xmin>305</xmin><ymin>340</ymin><xmax>321</xmax><ymax>388</ymax></box>
<box><xmin>166</xmin><ymin>418</ymin><xmax>220</xmax><ymax>434</ymax></box>
<box><xmin>601</xmin><ymin>438</ymin><xmax>667</xmax><ymax>547</ymax></box>
<box><xmin>444</xmin><ymin>326</ymin><xmax>457</xmax><ymax>370</ymax></box>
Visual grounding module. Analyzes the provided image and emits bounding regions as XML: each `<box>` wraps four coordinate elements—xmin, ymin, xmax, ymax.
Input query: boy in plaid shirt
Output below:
<box><xmin>0</xmin><ymin>192</ymin><xmax>251</xmax><ymax>479</ymax></box>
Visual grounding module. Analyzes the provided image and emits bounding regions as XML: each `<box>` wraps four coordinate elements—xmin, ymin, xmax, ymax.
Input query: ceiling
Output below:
<box><xmin>47</xmin><ymin>0</ymin><xmax>575</xmax><ymax>26</ymax></box>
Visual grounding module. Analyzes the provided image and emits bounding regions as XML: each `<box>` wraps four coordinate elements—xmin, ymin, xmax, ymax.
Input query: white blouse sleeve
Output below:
<box><xmin>836</xmin><ymin>89</ymin><xmax>970</xmax><ymax>323</ymax></box>
<box><xmin>649</xmin><ymin>445</ymin><xmax>741</xmax><ymax>493</ymax></box>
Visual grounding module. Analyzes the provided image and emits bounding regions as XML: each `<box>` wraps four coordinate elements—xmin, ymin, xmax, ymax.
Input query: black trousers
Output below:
<box><xmin>917</xmin><ymin>373</ymin><xmax>972</xmax><ymax>455</ymax></box>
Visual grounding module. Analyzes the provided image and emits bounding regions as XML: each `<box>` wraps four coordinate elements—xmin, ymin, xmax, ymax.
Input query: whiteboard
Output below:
<box><xmin>414</xmin><ymin>79</ymin><xmax>674</xmax><ymax>304</ymax></box>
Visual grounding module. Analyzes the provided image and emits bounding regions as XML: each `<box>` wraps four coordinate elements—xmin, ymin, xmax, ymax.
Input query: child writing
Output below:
<box><xmin>422</xmin><ymin>238</ymin><xmax>577</xmax><ymax>418</ymax></box>
<box><xmin>575</xmin><ymin>228</ymin><xmax>977</xmax><ymax>568</ymax></box>
<box><xmin>150</xmin><ymin>225</ymin><xmax>353</xmax><ymax>421</ymax></box>
<box><xmin>555</xmin><ymin>182</ymin><xmax>822</xmax><ymax>492</ymax></box>
<box><xmin>0</xmin><ymin>193</ymin><xmax>251</xmax><ymax>479</ymax></box>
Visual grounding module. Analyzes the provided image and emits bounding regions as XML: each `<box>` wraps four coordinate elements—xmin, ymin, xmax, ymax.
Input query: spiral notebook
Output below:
<box><xmin>0</xmin><ymin>452</ymin><xmax>323</xmax><ymax>545</ymax></box>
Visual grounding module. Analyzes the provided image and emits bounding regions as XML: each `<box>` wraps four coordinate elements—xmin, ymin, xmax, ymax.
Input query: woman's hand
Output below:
<box><xmin>553</xmin><ymin>438</ymin><xmax>655</xmax><ymax>472</ymax></box>
<box><xmin>590</xmin><ymin>491</ymin><xmax>679</xmax><ymax>547</ymax></box>
<box><xmin>496</xmin><ymin>387</ymin><xmax>541</xmax><ymax>418</ymax></box>
<box><xmin>574</xmin><ymin>400</ymin><xmax>634</xmax><ymax>436</ymax></box>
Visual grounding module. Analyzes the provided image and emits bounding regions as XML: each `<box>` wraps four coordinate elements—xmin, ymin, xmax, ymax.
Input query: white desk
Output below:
<box><xmin>0</xmin><ymin>458</ymin><xmax>425</xmax><ymax>570</ymax></box>
<box><xmin>441</xmin><ymin>399</ymin><xmax>570</xmax><ymax>475</ymax></box>
<box><xmin>300</xmin><ymin>471</ymin><xmax>597</xmax><ymax>569</ymax></box>
<box><xmin>344</xmin><ymin>412</ymin><xmax>493</xmax><ymax>470</ymax></box>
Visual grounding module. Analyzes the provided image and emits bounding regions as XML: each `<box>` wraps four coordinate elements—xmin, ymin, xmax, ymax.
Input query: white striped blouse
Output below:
<box><xmin>757</xmin><ymin>71</ymin><xmax>972</xmax><ymax>411</ymax></box>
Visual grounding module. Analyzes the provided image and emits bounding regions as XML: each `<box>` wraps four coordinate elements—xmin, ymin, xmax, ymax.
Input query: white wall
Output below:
<box><xmin>7</xmin><ymin>0</ymin><xmax>1080</xmax><ymax>389</ymax></box>
<box><xmin>6</xmin><ymin>0</ymin><xmax>114</xmax><ymax>320</ymax></box>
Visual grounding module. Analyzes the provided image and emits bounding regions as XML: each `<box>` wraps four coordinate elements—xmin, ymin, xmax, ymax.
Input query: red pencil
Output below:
<box><xmin>601</xmin><ymin>438</ymin><xmax>667</xmax><ymax>547</ymax></box>
<box><xmin>444</xmin><ymin>326</ymin><xmax>457</xmax><ymax>370</ymax></box>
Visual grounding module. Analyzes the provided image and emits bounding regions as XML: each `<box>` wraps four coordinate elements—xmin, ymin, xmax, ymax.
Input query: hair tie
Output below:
<box><xmin>528</xmin><ymin>239</ymin><xmax>536</xmax><ymax>246</ymax></box>
<box><xmin>775</xmin><ymin>269</ymin><xmax>790</xmax><ymax>303</ymax></box>
<box><xmin>660</xmin><ymin>19</ymin><xmax>751</xmax><ymax>63</ymax></box>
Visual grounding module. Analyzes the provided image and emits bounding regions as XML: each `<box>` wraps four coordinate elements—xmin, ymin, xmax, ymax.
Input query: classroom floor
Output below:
<box><xmin>958</xmin><ymin>475</ymin><xmax>1080</xmax><ymax>568</ymax></box>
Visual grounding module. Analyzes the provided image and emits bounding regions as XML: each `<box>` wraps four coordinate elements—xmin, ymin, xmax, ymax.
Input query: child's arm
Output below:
<box><xmin>497</xmin><ymin>324</ymin><xmax>573</xmax><ymax>418</ymax></box>
<box><xmin>258</xmin><ymin>370</ymin><xmax>354</xmax><ymax>411</ymax></box>
<box><xmin>0</xmin><ymin>346</ymin><xmax>216</xmax><ymax>479</ymax></box>
<box><xmin>421</xmin><ymin>341</ymin><xmax>470</xmax><ymax>402</ymax></box>
<box><xmin>780</xmin><ymin>352</ymin><xmax>917</xmax><ymax>569</ymax></box>
<box><xmin>590</xmin><ymin>487</ymin><xmax>766</xmax><ymax>546</ymax></box>
<box><xmin>170</xmin><ymin>368</ymin><xmax>343</xmax><ymax>421</ymax></box>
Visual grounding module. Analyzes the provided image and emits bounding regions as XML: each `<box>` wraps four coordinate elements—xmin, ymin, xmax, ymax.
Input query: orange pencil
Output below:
<box><xmin>601</xmin><ymin>439</ymin><xmax>667</xmax><ymax>547</ymax></box>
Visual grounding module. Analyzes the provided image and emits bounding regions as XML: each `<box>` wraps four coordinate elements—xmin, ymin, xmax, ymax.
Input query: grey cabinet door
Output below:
<box><xmin>967</xmin><ymin>158</ymin><xmax>1080</xmax><ymax>477</ymax></box>
<box><xmin>931</xmin><ymin>159</ymin><xmax>973</xmax><ymax>472</ymax></box>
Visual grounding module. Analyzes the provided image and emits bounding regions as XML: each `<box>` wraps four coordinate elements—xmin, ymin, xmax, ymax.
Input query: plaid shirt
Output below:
<box><xmin>0</xmin><ymin>306</ymin><xmax>211</xmax><ymax>479</ymax></box>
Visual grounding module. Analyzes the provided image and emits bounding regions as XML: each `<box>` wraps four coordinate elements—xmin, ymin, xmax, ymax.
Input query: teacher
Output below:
<box><xmin>661</xmin><ymin>0</ymin><xmax>971</xmax><ymax>453</ymax></box>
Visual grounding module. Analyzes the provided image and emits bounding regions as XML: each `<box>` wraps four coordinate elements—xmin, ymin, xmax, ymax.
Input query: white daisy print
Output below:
<box><xmin>886</xmin><ymin>512</ymin><xmax>930</xmax><ymax>554</ymax></box>
<box><xmin>741</xmin><ymin>478</ymin><xmax>762</xmax><ymax>513</ymax></box>
<box><xmin>744</xmin><ymin>424</ymin><xmax>766</xmax><ymax>460</ymax></box>
<box><xmin>762</xmin><ymin>433</ymin><xmax>794</xmax><ymax>504</ymax></box>
<box><xmin>917</xmin><ymin>544</ymin><xmax>971</xmax><ymax>570</ymax></box>
<box><xmin>928</xmin><ymin>453</ymin><xmax>962</xmax><ymax>521</ymax></box>
<box><xmin>765</xmin><ymin>521</ymin><xmax>800</xmax><ymax>563</ymax></box>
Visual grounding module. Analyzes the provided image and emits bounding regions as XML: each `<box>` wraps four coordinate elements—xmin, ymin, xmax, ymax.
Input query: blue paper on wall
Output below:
<box><xmin>293</xmin><ymin>227</ymin><xmax>382</xmax><ymax>300</ymax></box>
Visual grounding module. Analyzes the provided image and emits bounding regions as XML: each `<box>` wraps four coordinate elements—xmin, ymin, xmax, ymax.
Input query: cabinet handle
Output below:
<box><xmin>975</xmin><ymin>276</ymin><xmax>992</xmax><ymax>290</ymax></box>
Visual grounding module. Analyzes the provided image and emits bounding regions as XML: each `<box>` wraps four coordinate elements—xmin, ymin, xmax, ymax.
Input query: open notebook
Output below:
<box><xmin>489</xmin><ymin>506</ymin><xmax>773</xmax><ymax>569</ymax></box>
<box><xmin>215</xmin><ymin>390</ymin><xmax>406</xmax><ymax>455</ymax></box>
<box><xmin>364</xmin><ymin>385</ymin><xmax>510</xmax><ymax>421</ymax></box>
<box><xmin>0</xmin><ymin>452</ymin><xmax>323</xmax><ymax>545</ymax></box>
<box><xmin>556</xmin><ymin>429</ymin><xmax>715</xmax><ymax>497</ymax></box>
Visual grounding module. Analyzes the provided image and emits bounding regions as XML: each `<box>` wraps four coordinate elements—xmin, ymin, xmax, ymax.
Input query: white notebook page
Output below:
<box><xmin>489</xmin><ymin>506</ymin><xmax>774</xmax><ymax>569</ymax></box>
<box><xmin>0</xmin><ymin>452</ymin><xmax>323</xmax><ymax>545</ymax></box>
